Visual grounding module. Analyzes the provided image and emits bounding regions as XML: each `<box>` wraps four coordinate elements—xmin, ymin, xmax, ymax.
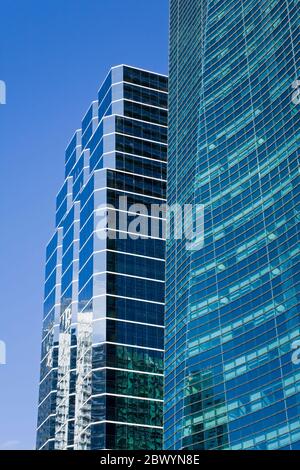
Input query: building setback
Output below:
<box><xmin>165</xmin><ymin>0</ymin><xmax>300</xmax><ymax>450</ymax></box>
<box><xmin>37</xmin><ymin>65</ymin><xmax>168</xmax><ymax>450</ymax></box>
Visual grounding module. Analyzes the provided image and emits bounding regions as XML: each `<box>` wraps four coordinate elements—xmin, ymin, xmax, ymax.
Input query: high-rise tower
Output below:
<box><xmin>165</xmin><ymin>0</ymin><xmax>299</xmax><ymax>450</ymax></box>
<box><xmin>37</xmin><ymin>65</ymin><xmax>168</xmax><ymax>450</ymax></box>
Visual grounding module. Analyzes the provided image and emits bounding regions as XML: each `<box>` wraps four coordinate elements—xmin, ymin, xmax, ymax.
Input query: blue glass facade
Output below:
<box><xmin>37</xmin><ymin>65</ymin><xmax>168</xmax><ymax>450</ymax></box>
<box><xmin>165</xmin><ymin>0</ymin><xmax>300</xmax><ymax>450</ymax></box>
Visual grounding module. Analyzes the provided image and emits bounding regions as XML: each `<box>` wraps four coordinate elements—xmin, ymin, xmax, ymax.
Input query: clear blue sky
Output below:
<box><xmin>0</xmin><ymin>0</ymin><xmax>168</xmax><ymax>450</ymax></box>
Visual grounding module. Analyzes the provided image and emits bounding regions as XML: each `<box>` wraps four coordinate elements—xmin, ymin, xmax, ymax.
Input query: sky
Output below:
<box><xmin>0</xmin><ymin>0</ymin><xmax>168</xmax><ymax>450</ymax></box>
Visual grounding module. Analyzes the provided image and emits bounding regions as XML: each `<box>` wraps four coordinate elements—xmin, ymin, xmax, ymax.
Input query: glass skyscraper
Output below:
<box><xmin>37</xmin><ymin>65</ymin><xmax>168</xmax><ymax>450</ymax></box>
<box><xmin>165</xmin><ymin>0</ymin><xmax>299</xmax><ymax>450</ymax></box>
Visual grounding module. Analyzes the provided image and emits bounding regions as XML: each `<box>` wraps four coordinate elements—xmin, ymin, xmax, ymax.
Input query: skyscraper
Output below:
<box><xmin>165</xmin><ymin>0</ymin><xmax>299</xmax><ymax>450</ymax></box>
<box><xmin>37</xmin><ymin>65</ymin><xmax>168</xmax><ymax>450</ymax></box>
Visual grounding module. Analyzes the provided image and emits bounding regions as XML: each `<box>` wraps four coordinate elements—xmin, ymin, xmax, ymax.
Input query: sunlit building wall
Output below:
<box><xmin>37</xmin><ymin>65</ymin><xmax>168</xmax><ymax>450</ymax></box>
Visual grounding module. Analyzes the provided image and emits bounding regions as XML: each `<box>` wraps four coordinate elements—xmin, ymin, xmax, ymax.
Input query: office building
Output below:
<box><xmin>165</xmin><ymin>0</ymin><xmax>300</xmax><ymax>450</ymax></box>
<box><xmin>37</xmin><ymin>65</ymin><xmax>168</xmax><ymax>450</ymax></box>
